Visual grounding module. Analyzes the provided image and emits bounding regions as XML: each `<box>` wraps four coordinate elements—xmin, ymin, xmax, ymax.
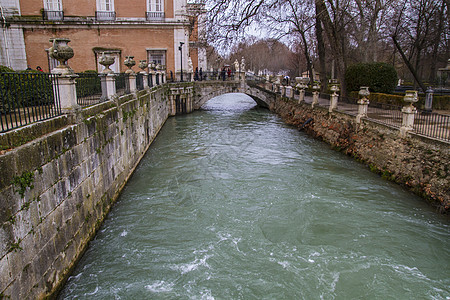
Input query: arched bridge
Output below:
<box><xmin>168</xmin><ymin>79</ymin><xmax>277</xmax><ymax>115</ymax></box>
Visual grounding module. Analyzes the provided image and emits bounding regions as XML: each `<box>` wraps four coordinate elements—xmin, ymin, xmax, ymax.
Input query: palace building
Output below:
<box><xmin>0</xmin><ymin>0</ymin><xmax>206</xmax><ymax>74</ymax></box>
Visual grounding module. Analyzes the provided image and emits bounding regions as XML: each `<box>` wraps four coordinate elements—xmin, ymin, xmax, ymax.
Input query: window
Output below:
<box><xmin>96</xmin><ymin>0</ymin><xmax>115</xmax><ymax>20</ymax></box>
<box><xmin>147</xmin><ymin>50</ymin><xmax>166</xmax><ymax>66</ymax></box>
<box><xmin>44</xmin><ymin>0</ymin><xmax>61</xmax><ymax>11</ymax></box>
<box><xmin>148</xmin><ymin>0</ymin><xmax>164</xmax><ymax>12</ymax></box>
<box><xmin>43</xmin><ymin>0</ymin><xmax>63</xmax><ymax>20</ymax></box>
<box><xmin>147</xmin><ymin>0</ymin><xmax>164</xmax><ymax>21</ymax></box>
<box><xmin>98</xmin><ymin>0</ymin><xmax>114</xmax><ymax>11</ymax></box>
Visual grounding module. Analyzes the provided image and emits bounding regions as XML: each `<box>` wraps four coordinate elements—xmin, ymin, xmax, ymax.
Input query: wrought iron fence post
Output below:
<box><xmin>400</xmin><ymin>90</ymin><xmax>418</xmax><ymax>138</ymax></box>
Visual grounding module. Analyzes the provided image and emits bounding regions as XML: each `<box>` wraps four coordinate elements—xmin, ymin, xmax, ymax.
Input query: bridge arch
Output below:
<box><xmin>192</xmin><ymin>81</ymin><xmax>276</xmax><ymax>110</ymax></box>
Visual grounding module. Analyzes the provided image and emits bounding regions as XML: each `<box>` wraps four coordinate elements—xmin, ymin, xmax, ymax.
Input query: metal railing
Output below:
<box><xmin>0</xmin><ymin>72</ymin><xmax>61</xmax><ymax>133</ymax></box>
<box><xmin>146</xmin><ymin>11</ymin><xmax>165</xmax><ymax>21</ymax></box>
<box><xmin>95</xmin><ymin>11</ymin><xmax>116</xmax><ymax>21</ymax></box>
<box><xmin>136</xmin><ymin>73</ymin><xmax>144</xmax><ymax>91</ymax></box>
<box><xmin>115</xmin><ymin>73</ymin><xmax>129</xmax><ymax>96</ymax></box>
<box><xmin>76</xmin><ymin>73</ymin><xmax>102</xmax><ymax>107</ymax></box>
<box><xmin>43</xmin><ymin>10</ymin><xmax>64</xmax><ymax>20</ymax></box>
<box><xmin>366</xmin><ymin>102</ymin><xmax>403</xmax><ymax>128</ymax></box>
<box><xmin>414</xmin><ymin>110</ymin><xmax>449</xmax><ymax>141</ymax></box>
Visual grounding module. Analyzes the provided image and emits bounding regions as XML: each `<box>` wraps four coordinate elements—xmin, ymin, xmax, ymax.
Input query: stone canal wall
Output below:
<box><xmin>0</xmin><ymin>86</ymin><xmax>171</xmax><ymax>299</ymax></box>
<box><xmin>270</xmin><ymin>98</ymin><xmax>449</xmax><ymax>214</ymax></box>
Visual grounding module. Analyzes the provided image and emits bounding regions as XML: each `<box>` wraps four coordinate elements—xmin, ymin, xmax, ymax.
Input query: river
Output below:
<box><xmin>58</xmin><ymin>93</ymin><xmax>449</xmax><ymax>299</ymax></box>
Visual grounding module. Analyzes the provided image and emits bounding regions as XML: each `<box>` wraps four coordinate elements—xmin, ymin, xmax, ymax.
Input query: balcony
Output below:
<box><xmin>43</xmin><ymin>10</ymin><xmax>64</xmax><ymax>21</ymax></box>
<box><xmin>95</xmin><ymin>11</ymin><xmax>116</xmax><ymax>21</ymax></box>
<box><xmin>146</xmin><ymin>11</ymin><xmax>165</xmax><ymax>22</ymax></box>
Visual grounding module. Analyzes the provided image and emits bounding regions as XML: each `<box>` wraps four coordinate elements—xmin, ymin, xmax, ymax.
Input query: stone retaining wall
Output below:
<box><xmin>0</xmin><ymin>86</ymin><xmax>170</xmax><ymax>299</ymax></box>
<box><xmin>270</xmin><ymin>98</ymin><xmax>449</xmax><ymax>213</ymax></box>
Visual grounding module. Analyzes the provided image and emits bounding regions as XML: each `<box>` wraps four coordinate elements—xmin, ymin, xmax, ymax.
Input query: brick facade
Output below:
<box><xmin>1</xmin><ymin>0</ymin><xmax>206</xmax><ymax>73</ymax></box>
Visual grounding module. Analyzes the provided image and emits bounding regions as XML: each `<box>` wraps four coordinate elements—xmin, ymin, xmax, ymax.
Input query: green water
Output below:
<box><xmin>59</xmin><ymin>94</ymin><xmax>449</xmax><ymax>299</ymax></box>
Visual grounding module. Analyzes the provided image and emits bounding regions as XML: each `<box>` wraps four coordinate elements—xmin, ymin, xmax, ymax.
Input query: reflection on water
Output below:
<box><xmin>59</xmin><ymin>93</ymin><xmax>449</xmax><ymax>299</ymax></box>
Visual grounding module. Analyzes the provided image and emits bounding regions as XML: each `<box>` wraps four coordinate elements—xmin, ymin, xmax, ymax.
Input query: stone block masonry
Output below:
<box><xmin>270</xmin><ymin>99</ymin><xmax>449</xmax><ymax>214</ymax></box>
<box><xmin>0</xmin><ymin>86</ymin><xmax>171</xmax><ymax>299</ymax></box>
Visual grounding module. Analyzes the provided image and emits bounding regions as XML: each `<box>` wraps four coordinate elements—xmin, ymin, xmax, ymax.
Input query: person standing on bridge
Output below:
<box><xmin>221</xmin><ymin>67</ymin><xmax>226</xmax><ymax>81</ymax></box>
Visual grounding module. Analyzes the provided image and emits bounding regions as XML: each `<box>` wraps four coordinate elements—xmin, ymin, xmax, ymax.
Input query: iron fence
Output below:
<box><xmin>366</xmin><ymin>102</ymin><xmax>403</xmax><ymax>128</ymax></box>
<box><xmin>147</xmin><ymin>73</ymin><xmax>153</xmax><ymax>87</ymax></box>
<box><xmin>414</xmin><ymin>110</ymin><xmax>449</xmax><ymax>141</ymax></box>
<box><xmin>136</xmin><ymin>73</ymin><xmax>144</xmax><ymax>91</ymax></box>
<box><xmin>76</xmin><ymin>73</ymin><xmax>102</xmax><ymax>107</ymax></box>
<box><xmin>115</xmin><ymin>73</ymin><xmax>129</xmax><ymax>96</ymax></box>
<box><xmin>0</xmin><ymin>72</ymin><xmax>61</xmax><ymax>133</ymax></box>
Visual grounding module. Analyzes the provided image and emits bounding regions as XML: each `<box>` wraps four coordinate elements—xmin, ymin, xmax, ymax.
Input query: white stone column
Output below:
<box><xmin>298</xmin><ymin>88</ymin><xmax>305</xmax><ymax>104</ymax></box>
<box><xmin>142</xmin><ymin>72</ymin><xmax>149</xmax><ymax>89</ymax></box>
<box><xmin>400</xmin><ymin>90</ymin><xmax>418</xmax><ymax>137</ymax></box>
<box><xmin>54</xmin><ymin>74</ymin><xmax>79</xmax><ymax>113</ymax></box>
<box><xmin>311</xmin><ymin>91</ymin><xmax>319</xmax><ymax>108</ymax></box>
<box><xmin>128</xmin><ymin>73</ymin><xmax>137</xmax><ymax>92</ymax></box>
<box><xmin>329</xmin><ymin>84</ymin><xmax>339</xmax><ymax>112</ymax></box>
<box><xmin>286</xmin><ymin>86</ymin><xmax>294</xmax><ymax>99</ymax></box>
<box><xmin>356</xmin><ymin>86</ymin><xmax>370</xmax><ymax>123</ymax></box>
<box><xmin>310</xmin><ymin>83</ymin><xmax>320</xmax><ymax>108</ymax></box>
<box><xmin>100</xmin><ymin>73</ymin><xmax>117</xmax><ymax>100</ymax></box>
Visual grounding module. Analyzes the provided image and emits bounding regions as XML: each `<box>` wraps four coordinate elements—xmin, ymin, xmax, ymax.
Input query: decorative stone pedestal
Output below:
<box><xmin>356</xmin><ymin>86</ymin><xmax>370</xmax><ymax>123</ymax></box>
<box><xmin>100</xmin><ymin>74</ymin><xmax>117</xmax><ymax>100</ymax></box>
<box><xmin>329</xmin><ymin>84</ymin><xmax>339</xmax><ymax>112</ymax></box>
<box><xmin>400</xmin><ymin>90</ymin><xmax>418</xmax><ymax>137</ymax></box>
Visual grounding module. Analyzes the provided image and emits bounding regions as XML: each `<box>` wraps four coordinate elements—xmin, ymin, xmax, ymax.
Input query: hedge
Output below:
<box><xmin>349</xmin><ymin>91</ymin><xmax>450</xmax><ymax>110</ymax></box>
<box><xmin>0</xmin><ymin>66</ymin><xmax>54</xmax><ymax>114</ymax></box>
<box><xmin>345</xmin><ymin>62</ymin><xmax>398</xmax><ymax>93</ymax></box>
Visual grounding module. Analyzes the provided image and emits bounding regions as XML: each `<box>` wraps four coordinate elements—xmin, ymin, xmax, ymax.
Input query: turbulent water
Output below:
<box><xmin>59</xmin><ymin>94</ymin><xmax>449</xmax><ymax>299</ymax></box>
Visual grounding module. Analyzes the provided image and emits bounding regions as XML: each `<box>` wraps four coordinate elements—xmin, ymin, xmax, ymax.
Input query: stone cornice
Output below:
<box><xmin>5</xmin><ymin>17</ymin><xmax>189</xmax><ymax>28</ymax></box>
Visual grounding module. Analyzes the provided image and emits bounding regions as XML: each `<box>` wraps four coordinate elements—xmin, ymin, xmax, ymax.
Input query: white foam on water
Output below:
<box><xmin>120</xmin><ymin>230</ymin><xmax>128</xmax><ymax>237</ymax></box>
<box><xmin>176</xmin><ymin>254</ymin><xmax>211</xmax><ymax>274</ymax></box>
<box><xmin>278</xmin><ymin>261</ymin><xmax>290</xmax><ymax>269</ymax></box>
<box><xmin>84</xmin><ymin>286</ymin><xmax>98</xmax><ymax>296</ymax></box>
<box><xmin>145</xmin><ymin>280</ymin><xmax>174</xmax><ymax>293</ymax></box>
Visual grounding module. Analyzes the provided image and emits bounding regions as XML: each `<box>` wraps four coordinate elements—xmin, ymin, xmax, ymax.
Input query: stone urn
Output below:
<box><xmin>49</xmin><ymin>38</ymin><xmax>74</xmax><ymax>74</ymax></box>
<box><xmin>139</xmin><ymin>60</ymin><xmax>148</xmax><ymax>73</ymax></box>
<box><xmin>404</xmin><ymin>90</ymin><xmax>418</xmax><ymax>104</ymax></box>
<box><xmin>149</xmin><ymin>61</ymin><xmax>156</xmax><ymax>73</ymax></box>
<box><xmin>359</xmin><ymin>86</ymin><xmax>370</xmax><ymax>100</ymax></box>
<box><xmin>294</xmin><ymin>77</ymin><xmax>307</xmax><ymax>89</ymax></box>
<box><xmin>330</xmin><ymin>84</ymin><xmax>340</xmax><ymax>95</ymax></box>
<box><xmin>99</xmin><ymin>52</ymin><xmax>115</xmax><ymax>74</ymax></box>
<box><xmin>124</xmin><ymin>56</ymin><xmax>136</xmax><ymax>73</ymax></box>
<box><xmin>312</xmin><ymin>82</ymin><xmax>320</xmax><ymax>92</ymax></box>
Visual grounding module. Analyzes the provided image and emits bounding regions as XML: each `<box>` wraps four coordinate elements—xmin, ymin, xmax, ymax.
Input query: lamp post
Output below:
<box><xmin>179</xmin><ymin>42</ymin><xmax>184</xmax><ymax>82</ymax></box>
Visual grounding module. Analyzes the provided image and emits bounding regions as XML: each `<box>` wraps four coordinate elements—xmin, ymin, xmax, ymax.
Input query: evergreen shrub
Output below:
<box><xmin>345</xmin><ymin>62</ymin><xmax>398</xmax><ymax>93</ymax></box>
